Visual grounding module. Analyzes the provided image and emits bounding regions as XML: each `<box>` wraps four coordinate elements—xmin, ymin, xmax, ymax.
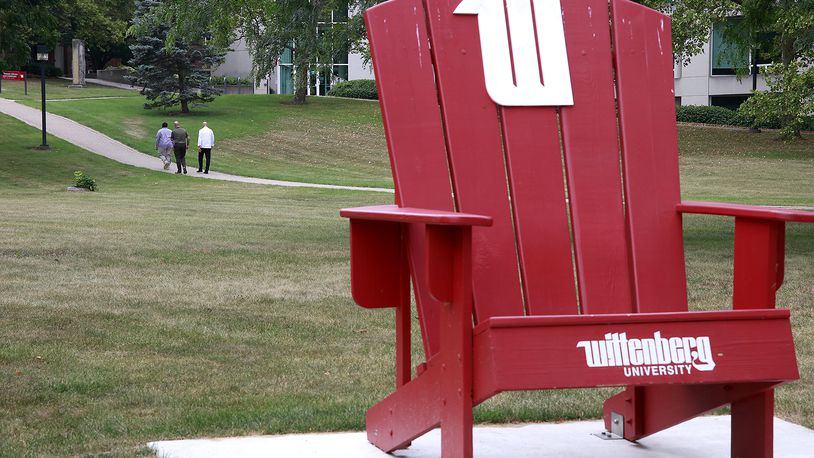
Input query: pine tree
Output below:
<box><xmin>128</xmin><ymin>0</ymin><xmax>225</xmax><ymax>113</ymax></box>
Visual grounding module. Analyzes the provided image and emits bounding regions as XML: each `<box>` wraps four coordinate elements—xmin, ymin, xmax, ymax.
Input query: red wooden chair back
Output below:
<box><xmin>366</xmin><ymin>0</ymin><xmax>688</xmax><ymax>357</ymax></box>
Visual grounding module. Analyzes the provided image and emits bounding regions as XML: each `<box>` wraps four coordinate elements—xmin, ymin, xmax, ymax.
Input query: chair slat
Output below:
<box><xmin>500</xmin><ymin>107</ymin><xmax>578</xmax><ymax>315</ymax></box>
<box><xmin>560</xmin><ymin>0</ymin><xmax>635</xmax><ymax>314</ymax></box>
<box><xmin>423</xmin><ymin>0</ymin><xmax>525</xmax><ymax>320</ymax></box>
<box><xmin>365</xmin><ymin>0</ymin><xmax>454</xmax><ymax>355</ymax></box>
<box><xmin>611</xmin><ymin>0</ymin><xmax>688</xmax><ymax>312</ymax></box>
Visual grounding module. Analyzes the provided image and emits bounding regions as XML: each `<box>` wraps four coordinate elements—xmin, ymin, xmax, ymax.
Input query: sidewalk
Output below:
<box><xmin>149</xmin><ymin>416</ymin><xmax>814</xmax><ymax>458</ymax></box>
<box><xmin>60</xmin><ymin>76</ymin><xmax>140</xmax><ymax>91</ymax></box>
<box><xmin>0</xmin><ymin>98</ymin><xmax>392</xmax><ymax>193</ymax></box>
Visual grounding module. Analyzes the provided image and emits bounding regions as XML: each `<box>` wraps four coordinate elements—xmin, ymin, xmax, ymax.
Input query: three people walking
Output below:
<box><xmin>155</xmin><ymin>121</ymin><xmax>216</xmax><ymax>175</ymax></box>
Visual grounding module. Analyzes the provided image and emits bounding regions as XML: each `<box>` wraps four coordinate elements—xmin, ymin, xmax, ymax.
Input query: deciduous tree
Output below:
<box><xmin>641</xmin><ymin>0</ymin><xmax>814</xmax><ymax>138</ymax></box>
<box><xmin>159</xmin><ymin>0</ymin><xmax>354</xmax><ymax>105</ymax></box>
<box><xmin>0</xmin><ymin>0</ymin><xmax>59</xmax><ymax>71</ymax></box>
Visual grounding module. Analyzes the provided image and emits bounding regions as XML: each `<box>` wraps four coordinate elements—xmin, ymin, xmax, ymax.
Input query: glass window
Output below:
<box><xmin>711</xmin><ymin>18</ymin><xmax>749</xmax><ymax>75</ymax></box>
<box><xmin>333</xmin><ymin>65</ymin><xmax>349</xmax><ymax>82</ymax></box>
<box><xmin>755</xmin><ymin>32</ymin><xmax>779</xmax><ymax>66</ymax></box>
<box><xmin>280</xmin><ymin>4</ymin><xmax>350</xmax><ymax>96</ymax></box>
<box><xmin>280</xmin><ymin>48</ymin><xmax>293</xmax><ymax>65</ymax></box>
<box><xmin>279</xmin><ymin>65</ymin><xmax>293</xmax><ymax>94</ymax></box>
<box><xmin>709</xmin><ymin>94</ymin><xmax>750</xmax><ymax>110</ymax></box>
<box><xmin>333</xmin><ymin>43</ymin><xmax>349</xmax><ymax>65</ymax></box>
<box><xmin>334</xmin><ymin>2</ymin><xmax>349</xmax><ymax>21</ymax></box>
<box><xmin>319</xmin><ymin>8</ymin><xmax>333</xmax><ymax>23</ymax></box>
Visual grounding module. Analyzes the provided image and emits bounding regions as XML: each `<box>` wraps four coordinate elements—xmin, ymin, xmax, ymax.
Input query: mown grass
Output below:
<box><xmin>17</xmin><ymin>92</ymin><xmax>814</xmax><ymax>193</ymax></box>
<box><xmin>0</xmin><ymin>111</ymin><xmax>812</xmax><ymax>456</ymax></box>
<box><xmin>677</xmin><ymin>125</ymin><xmax>814</xmax><ymax>205</ymax></box>
<box><xmin>0</xmin><ymin>113</ymin><xmax>391</xmax><ymax>456</ymax></box>
<box><xmin>19</xmin><ymin>95</ymin><xmax>392</xmax><ymax>188</ymax></box>
<box><xmin>0</xmin><ymin>78</ymin><xmax>137</xmax><ymax>101</ymax></box>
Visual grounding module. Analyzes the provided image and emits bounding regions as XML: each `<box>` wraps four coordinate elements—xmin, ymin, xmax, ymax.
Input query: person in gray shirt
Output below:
<box><xmin>155</xmin><ymin>122</ymin><xmax>173</xmax><ymax>170</ymax></box>
<box><xmin>170</xmin><ymin>121</ymin><xmax>189</xmax><ymax>174</ymax></box>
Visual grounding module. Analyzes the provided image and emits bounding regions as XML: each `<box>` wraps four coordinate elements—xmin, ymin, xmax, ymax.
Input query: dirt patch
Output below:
<box><xmin>122</xmin><ymin>117</ymin><xmax>150</xmax><ymax>139</ymax></box>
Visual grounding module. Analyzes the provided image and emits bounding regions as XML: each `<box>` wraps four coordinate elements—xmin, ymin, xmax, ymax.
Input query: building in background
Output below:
<box><xmin>219</xmin><ymin>13</ymin><xmax>774</xmax><ymax>107</ymax></box>
<box><xmin>674</xmin><ymin>17</ymin><xmax>777</xmax><ymax>109</ymax></box>
<box><xmin>214</xmin><ymin>7</ymin><xmax>373</xmax><ymax>95</ymax></box>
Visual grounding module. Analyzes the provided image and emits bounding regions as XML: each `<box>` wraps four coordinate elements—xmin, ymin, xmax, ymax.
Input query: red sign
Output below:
<box><xmin>2</xmin><ymin>71</ymin><xmax>26</xmax><ymax>81</ymax></box>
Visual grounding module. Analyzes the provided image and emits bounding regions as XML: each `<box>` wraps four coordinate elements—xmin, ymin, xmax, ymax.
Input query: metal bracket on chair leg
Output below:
<box><xmin>592</xmin><ymin>412</ymin><xmax>625</xmax><ymax>440</ymax></box>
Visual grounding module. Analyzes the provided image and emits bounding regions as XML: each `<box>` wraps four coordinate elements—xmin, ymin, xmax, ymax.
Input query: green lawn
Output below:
<box><xmin>20</xmin><ymin>95</ymin><xmax>393</xmax><ymax>188</ymax></box>
<box><xmin>17</xmin><ymin>92</ymin><xmax>814</xmax><ymax>193</ymax></box>
<box><xmin>677</xmin><ymin>125</ymin><xmax>814</xmax><ymax>205</ymax></box>
<box><xmin>0</xmin><ymin>78</ymin><xmax>137</xmax><ymax>101</ymax></box>
<box><xmin>0</xmin><ymin>111</ymin><xmax>812</xmax><ymax>456</ymax></box>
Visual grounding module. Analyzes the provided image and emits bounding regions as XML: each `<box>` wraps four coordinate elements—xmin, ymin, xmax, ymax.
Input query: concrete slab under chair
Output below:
<box><xmin>149</xmin><ymin>416</ymin><xmax>814</xmax><ymax>458</ymax></box>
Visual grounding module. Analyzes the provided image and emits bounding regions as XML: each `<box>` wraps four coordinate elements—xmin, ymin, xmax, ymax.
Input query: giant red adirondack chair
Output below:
<box><xmin>340</xmin><ymin>0</ymin><xmax>813</xmax><ymax>456</ymax></box>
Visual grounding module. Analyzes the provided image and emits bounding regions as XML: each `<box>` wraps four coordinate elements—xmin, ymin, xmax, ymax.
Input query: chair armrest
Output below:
<box><xmin>677</xmin><ymin>201</ymin><xmax>814</xmax><ymax>223</ymax></box>
<box><xmin>342</xmin><ymin>205</ymin><xmax>488</xmax><ymax>309</ymax></box>
<box><xmin>679</xmin><ymin>201</ymin><xmax>813</xmax><ymax>309</ymax></box>
<box><xmin>341</xmin><ymin>204</ymin><xmax>493</xmax><ymax>226</ymax></box>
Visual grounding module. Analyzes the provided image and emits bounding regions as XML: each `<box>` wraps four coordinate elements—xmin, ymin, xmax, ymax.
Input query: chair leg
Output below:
<box><xmin>436</xmin><ymin>226</ymin><xmax>474</xmax><ymax>458</ymax></box>
<box><xmin>603</xmin><ymin>382</ymin><xmax>778</xmax><ymax>442</ymax></box>
<box><xmin>365</xmin><ymin>361</ymin><xmax>443</xmax><ymax>452</ymax></box>
<box><xmin>439</xmin><ymin>300</ymin><xmax>473</xmax><ymax>458</ymax></box>
<box><xmin>440</xmin><ymin>384</ymin><xmax>473</xmax><ymax>458</ymax></box>
<box><xmin>731</xmin><ymin>389</ymin><xmax>773</xmax><ymax>458</ymax></box>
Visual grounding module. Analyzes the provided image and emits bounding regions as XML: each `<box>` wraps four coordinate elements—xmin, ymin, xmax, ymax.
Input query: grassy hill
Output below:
<box><xmin>19</xmin><ymin>91</ymin><xmax>814</xmax><ymax>198</ymax></box>
<box><xmin>0</xmin><ymin>108</ymin><xmax>812</xmax><ymax>456</ymax></box>
<box><xmin>1</xmin><ymin>78</ymin><xmax>138</xmax><ymax>101</ymax></box>
<box><xmin>20</xmin><ymin>95</ymin><xmax>392</xmax><ymax>188</ymax></box>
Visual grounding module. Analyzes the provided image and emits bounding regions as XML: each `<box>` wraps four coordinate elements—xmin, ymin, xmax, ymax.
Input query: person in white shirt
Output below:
<box><xmin>196</xmin><ymin>121</ymin><xmax>215</xmax><ymax>174</ymax></box>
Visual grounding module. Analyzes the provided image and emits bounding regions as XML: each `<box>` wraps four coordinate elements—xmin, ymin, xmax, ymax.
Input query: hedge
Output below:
<box><xmin>677</xmin><ymin>104</ymin><xmax>814</xmax><ymax>130</ymax></box>
<box><xmin>675</xmin><ymin>105</ymin><xmax>755</xmax><ymax>127</ymax></box>
<box><xmin>210</xmin><ymin>75</ymin><xmax>253</xmax><ymax>86</ymax></box>
<box><xmin>20</xmin><ymin>64</ymin><xmax>64</xmax><ymax>78</ymax></box>
<box><xmin>326</xmin><ymin>79</ymin><xmax>378</xmax><ymax>100</ymax></box>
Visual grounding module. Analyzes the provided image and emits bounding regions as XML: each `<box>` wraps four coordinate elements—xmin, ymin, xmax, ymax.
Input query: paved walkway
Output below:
<box><xmin>60</xmin><ymin>77</ymin><xmax>140</xmax><ymax>91</ymax></box>
<box><xmin>0</xmin><ymin>98</ymin><xmax>392</xmax><ymax>193</ymax></box>
<box><xmin>149</xmin><ymin>416</ymin><xmax>814</xmax><ymax>458</ymax></box>
<box><xmin>48</xmin><ymin>96</ymin><xmax>140</xmax><ymax>102</ymax></box>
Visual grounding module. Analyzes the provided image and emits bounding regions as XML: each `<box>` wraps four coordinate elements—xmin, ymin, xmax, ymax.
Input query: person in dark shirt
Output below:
<box><xmin>170</xmin><ymin>121</ymin><xmax>189</xmax><ymax>174</ymax></box>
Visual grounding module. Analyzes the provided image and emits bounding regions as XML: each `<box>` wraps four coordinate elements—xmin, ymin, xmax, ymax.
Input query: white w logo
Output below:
<box><xmin>455</xmin><ymin>0</ymin><xmax>574</xmax><ymax>106</ymax></box>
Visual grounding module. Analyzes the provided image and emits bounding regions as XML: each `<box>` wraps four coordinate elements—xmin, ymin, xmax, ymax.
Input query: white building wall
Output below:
<box><xmin>213</xmin><ymin>39</ymin><xmax>279</xmax><ymax>94</ymax></box>
<box><xmin>213</xmin><ymin>39</ymin><xmax>253</xmax><ymax>79</ymax></box>
<box><xmin>218</xmin><ymin>42</ymin><xmax>373</xmax><ymax>95</ymax></box>
<box><xmin>674</xmin><ymin>38</ymin><xmax>768</xmax><ymax>106</ymax></box>
<box><xmin>348</xmin><ymin>52</ymin><xmax>374</xmax><ymax>80</ymax></box>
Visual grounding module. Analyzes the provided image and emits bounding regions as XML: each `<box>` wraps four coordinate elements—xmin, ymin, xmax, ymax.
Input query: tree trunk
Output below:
<box><xmin>291</xmin><ymin>61</ymin><xmax>309</xmax><ymax>105</ymax></box>
<box><xmin>178</xmin><ymin>71</ymin><xmax>190</xmax><ymax>113</ymax></box>
<box><xmin>778</xmin><ymin>34</ymin><xmax>799</xmax><ymax>138</ymax></box>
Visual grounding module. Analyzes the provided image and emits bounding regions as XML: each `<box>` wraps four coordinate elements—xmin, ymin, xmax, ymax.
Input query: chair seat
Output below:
<box><xmin>472</xmin><ymin>309</ymin><xmax>798</xmax><ymax>403</ymax></box>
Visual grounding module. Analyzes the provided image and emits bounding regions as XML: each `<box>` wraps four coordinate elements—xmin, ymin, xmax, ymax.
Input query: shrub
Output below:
<box><xmin>211</xmin><ymin>75</ymin><xmax>253</xmax><ymax>86</ymax></box>
<box><xmin>326</xmin><ymin>79</ymin><xmax>378</xmax><ymax>100</ymax></box>
<box><xmin>737</xmin><ymin>63</ymin><xmax>814</xmax><ymax>139</ymax></box>
<box><xmin>73</xmin><ymin>171</ymin><xmax>97</xmax><ymax>191</ymax></box>
<box><xmin>21</xmin><ymin>64</ymin><xmax>64</xmax><ymax>78</ymax></box>
<box><xmin>675</xmin><ymin>105</ymin><xmax>752</xmax><ymax>127</ymax></box>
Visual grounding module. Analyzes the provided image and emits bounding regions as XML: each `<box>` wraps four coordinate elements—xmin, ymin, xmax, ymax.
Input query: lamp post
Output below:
<box><xmin>36</xmin><ymin>44</ymin><xmax>49</xmax><ymax>150</ymax></box>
